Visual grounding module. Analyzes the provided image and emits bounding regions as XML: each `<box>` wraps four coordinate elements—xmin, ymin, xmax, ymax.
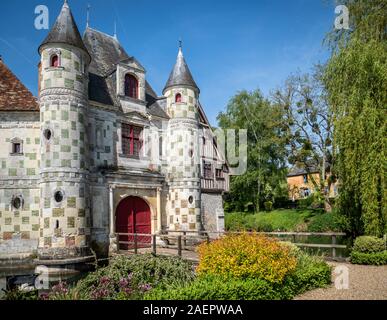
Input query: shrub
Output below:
<box><xmin>144</xmin><ymin>276</ymin><xmax>285</xmax><ymax>300</ymax></box>
<box><xmin>350</xmin><ymin>251</ymin><xmax>387</xmax><ymax>265</ymax></box>
<box><xmin>224</xmin><ymin>212</ymin><xmax>247</xmax><ymax>231</ymax></box>
<box><xmin>352</xmin><ymin>236</ymin><xmax>386</xmax><ymax>253</ymax></box>
<box><xmin>307</xmin><ymin>211</ymin><xmax>342</xmax><ymax>232</ymax></box>
<box><xmin>298</xmin><ymin>196</ymin><xmax>314</xmax><ymax>209</ymax></box>
<box><xmin>299</xmin><ymin>193</ymin><xmax>324</xmax><ymax>210</ymax></box>
<box><xmin>48</xmin><ymin>254</ymin><xmax>195</xmax><ymax>300</ymax></box>
<box><xmin>4</xmin><ymin>289</ymin><xmax>39</xmax><ymax>300</ymax></box>
<box><xmin>144</xmin><ymin>251</ymin><xmax>331</xmax><ymax>300</ymax></box>
<box><xmin>264</xmin><ymin>201</ymin><xmax>273</xmax><ymax>212</ymax></box>
<box><xmin>196</xmin><ymin>234</ymin><xmax>297</xmax><ymax>283</ymax></box>
<box><xmin>285</xmin><ymin>253</ymin><xmax>332</xmax><ymax>295</ymax></box>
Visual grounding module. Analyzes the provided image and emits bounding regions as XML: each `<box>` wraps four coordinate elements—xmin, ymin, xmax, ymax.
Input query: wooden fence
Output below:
<box><xmin>116</xmin><ymin>231</ymin><xmax>348</xmax><ymax>259</ymax></box>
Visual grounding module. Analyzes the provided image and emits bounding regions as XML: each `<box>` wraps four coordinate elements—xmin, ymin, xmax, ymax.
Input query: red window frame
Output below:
<box><xmin>122</xmin><ymin>123</ymin><xmax>143</xmax><ymax>158</ymax></box>
<box><xmin>125</xmin><ymin>74</ymin><xmax>138</xmax><ymax>99</ymax></box>
<box><xmin>175</xmin><ymin>93</ymin><xmax>182</xmax><ymax>103</ymax></box>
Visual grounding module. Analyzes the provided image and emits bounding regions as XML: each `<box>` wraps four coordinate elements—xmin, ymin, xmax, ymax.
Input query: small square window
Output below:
<box><xmin>13</xmin><ymin>143</ymin><xmax>21</xmax><ymax>154</ymax></box>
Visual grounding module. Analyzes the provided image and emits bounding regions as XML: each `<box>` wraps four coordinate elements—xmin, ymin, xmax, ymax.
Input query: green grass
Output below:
<box><xmin>225</xmin><ymin>209</ymin><xmax>342</xmax><ymax>232</ymax></box>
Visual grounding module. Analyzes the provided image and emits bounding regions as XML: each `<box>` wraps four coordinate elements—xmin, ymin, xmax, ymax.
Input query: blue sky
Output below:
<box><xmin>0</xmin><ymin>0</ymin><xmax>336</xmax><ymax>125</ymax></box>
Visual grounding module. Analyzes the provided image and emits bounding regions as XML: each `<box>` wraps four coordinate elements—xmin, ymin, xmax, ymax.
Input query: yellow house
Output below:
<box><xmin>287</xmin><ymin>167</ymin><xmax>338</xmax><ymax>201</ymax></box>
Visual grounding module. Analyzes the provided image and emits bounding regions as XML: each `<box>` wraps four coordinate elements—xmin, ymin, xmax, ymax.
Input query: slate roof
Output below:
<box><xmin>0</xmin><ymin>59</ymin><xmax>39</xmax><ymax>111</ymax></box>
<box><xmin>163</xmin><ymin>47</ymin><xmax>199</xmax><ymax>93</ymax></box>
<box><xmin>83</xmin><ymin>27</ymin><xmax>169</xmax><ymax>119</ymax></box>
<box><xmin>39</xmin><ymin>1</ymin><xmax>89</xmax><ymax>57</ymax></box>
<box><xmin>287</xmin><ymin>166</ymin><xmax>319</xmax><ymax>177</ymax></box>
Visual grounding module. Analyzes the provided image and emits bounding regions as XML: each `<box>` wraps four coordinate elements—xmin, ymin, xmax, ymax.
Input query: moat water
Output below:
<box><xmin>0</xmin><ymin>266</ymin><xmax>88</xmax><ymax>299</ymax></box>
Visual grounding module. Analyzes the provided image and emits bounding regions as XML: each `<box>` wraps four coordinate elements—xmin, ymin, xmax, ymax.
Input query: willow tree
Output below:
<box><xmin>323</xmin><ymin>0</ymin><xmax>387</xmax><ymax>237</ymax></box>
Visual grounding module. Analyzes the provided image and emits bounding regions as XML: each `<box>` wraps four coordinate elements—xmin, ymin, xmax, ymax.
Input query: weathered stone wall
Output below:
<box><xmin>201</xmin><ymin>192</ymin><xmax>225</xmax><ymax>234</ymax></box>
<box><xmin>87</xmin><ymin>107</ymin><xmax>116</xmax><ymax>170</ymax></box>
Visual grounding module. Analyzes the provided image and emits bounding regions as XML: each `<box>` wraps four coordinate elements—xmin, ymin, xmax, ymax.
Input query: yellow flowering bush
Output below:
<box><xmin>197</xmin><ymin>233</ymin><xmax>297</xmax><ymax>283</ymax></box>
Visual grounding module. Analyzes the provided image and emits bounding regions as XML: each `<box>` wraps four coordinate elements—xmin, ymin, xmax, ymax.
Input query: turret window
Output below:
<box><xmin>175</xmin><ymin>93</ymin><xmax>182</xmax><ymax>103</ymax></box>
<box><xmin>124</xmin><ymin>74</ymin><xmax>138</xmax><ymax>99</ymax></box>
<box><xmin>50</xmin><ymin>54</ymin><xmax>59</xmax><ymax>68</ymax></box>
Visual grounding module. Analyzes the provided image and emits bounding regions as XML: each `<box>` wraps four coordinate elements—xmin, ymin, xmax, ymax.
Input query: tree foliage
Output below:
<box><xmin>323</xmin><ymin>0</ymin><xmax>387</xmax><ymax>236</ymax></box>
<box><xmin>272</xmin><ymin>69</ymin><xmax>333</xmax><ymax>209</ymax></box>
<box><xmin>217</xmin><ymin>90</ymin><xmax>288</xmax><ymax>212</ymax></box>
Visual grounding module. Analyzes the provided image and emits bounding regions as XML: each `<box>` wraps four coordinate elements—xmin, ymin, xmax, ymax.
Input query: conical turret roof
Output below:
<box><xmin>39</xmin><ymin>0</ymin><xmax>89</xmax><ymax>57</ymax></box>
<box><xmin>163</xmin><ymin>46</ymin><xmax>199</xmax><ymax>93</ymax></box>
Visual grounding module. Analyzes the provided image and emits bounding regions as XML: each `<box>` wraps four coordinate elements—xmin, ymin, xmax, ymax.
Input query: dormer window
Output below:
<box><xmin>125</xmin><ymin>74</ymin><xmax>138</xmax><ymax>99</ymax></box>
<box><xmin>51</xmin><ymin>54</ymin><xmax>59</xmax><ymax>68</ymax></box>
<box><xmin>175</xmin><ymin>93</ymin><xmax>182</xmax><ymax>103</ymax></box>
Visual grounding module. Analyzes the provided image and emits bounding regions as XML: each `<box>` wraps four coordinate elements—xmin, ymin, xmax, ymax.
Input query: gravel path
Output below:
<box><xmin>295</xmin><ymin>262</ymin><xmax>387</xmax><ymax>300</ymax></box>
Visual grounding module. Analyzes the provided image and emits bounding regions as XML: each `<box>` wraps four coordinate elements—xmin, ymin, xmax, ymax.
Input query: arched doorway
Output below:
<box><xmin>116</xmin><ymin>196</ymin><xmax>151</xmax><ymax>250</ymax></box>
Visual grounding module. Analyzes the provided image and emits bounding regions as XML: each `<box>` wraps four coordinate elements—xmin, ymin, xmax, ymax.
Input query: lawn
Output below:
<box><xmin>225</xmin><ymin>209</ymin><xmax>342</xmax><ymax>232</ymax></box>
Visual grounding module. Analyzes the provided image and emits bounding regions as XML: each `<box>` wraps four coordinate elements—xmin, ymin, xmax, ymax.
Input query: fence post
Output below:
<box><xmin>152</xmin><ymin>234</ymin><xmax>157</xmax><ymax>255</ymax></box>
<box><xmin>206</xmin><ymin>234</ymin><xmax>210</xmax><ymax>244</ymax></box>
<box><xmin>183</xmin><ymin>231</ymin><xmax>187</xmax><ymax>248</ymax></box>
<box><xmin>332</xmin><ymin>234</ymin><xmax>336</xmax><ymax>259</ymax></box>
<box><xmin>116</xmin><ymin>233</ymin><xmax>120</xmax><ymax>252</ymax></box>
<box><xmin>177</xmin><ymin>235</ymin><xmax>182</xmax><ymax>257</ymax></box>
<box><xmin>134</xmin><ymin>233</ymin><xmax>138</xmax><ymax>254</ymax></box>
<box><xmin>292</xmin><ymin>234</ymin><xmax>296</xmax><ymax>243</ymax></box>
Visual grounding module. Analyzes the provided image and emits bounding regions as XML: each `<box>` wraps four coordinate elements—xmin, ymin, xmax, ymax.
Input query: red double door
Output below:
<box><xmin>116</xmin><ymin>196</ymin><xmax>151</xmax><ymax>250</ymax></box>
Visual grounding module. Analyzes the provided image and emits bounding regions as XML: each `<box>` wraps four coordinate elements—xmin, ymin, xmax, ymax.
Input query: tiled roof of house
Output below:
<box><xmin>0</xmin><ymin>58</ymin><xmax>39</xmax><ymax>111</ymax></box>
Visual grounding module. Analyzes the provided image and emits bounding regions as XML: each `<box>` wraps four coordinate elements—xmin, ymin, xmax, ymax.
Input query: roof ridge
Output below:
<box><xmin>85</xmin><ymin>26</ymin><xmax>118</xmax><ymax>41</ymax></box>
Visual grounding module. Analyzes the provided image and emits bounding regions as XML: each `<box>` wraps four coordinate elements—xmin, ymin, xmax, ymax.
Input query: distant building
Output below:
<box><xmin>286</xmin><ymin>166</ymin><xmax>338</xmax><ymax>201</ymax></box>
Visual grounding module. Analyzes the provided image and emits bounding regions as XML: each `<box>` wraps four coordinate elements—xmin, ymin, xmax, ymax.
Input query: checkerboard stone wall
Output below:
<box><xmin>165</xmin><ymin>88</ymin><xmax>198</xmax><ymax>121</ymax></box>
<box><xmin>0</xmin><ymin>120</ymin><xmax>40</xmax><ymax>243</ymax></box>
<box><xmin>41</xmin><ymin>45</ymin><xmax>88</xmax><ymax>94</ymax></box>
<box><xmin>0</xmin><ymin>187</ymin><xmax>40</xmax><ymax>242</ymax></box>
<box><xmin>37</xmin><ymin>44</ymin><xmax>91</xmax><ymax>258</ymax></box>
<box><xmin>164</xmin><ymin>87</ymin><xmax>202</xmax><ymax>232</ymax></box>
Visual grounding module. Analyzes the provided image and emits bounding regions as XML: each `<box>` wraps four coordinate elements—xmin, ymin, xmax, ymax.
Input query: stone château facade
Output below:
<box><xmin>0</xmin><ymin>1</ymin><xmax>229</xmax><ymax>268</ymax></box>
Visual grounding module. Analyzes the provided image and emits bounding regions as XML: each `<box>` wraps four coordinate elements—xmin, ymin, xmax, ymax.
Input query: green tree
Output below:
<box><xmin>323</xmin><ymin>0</ymin><xmax>387</xmax><ymax>236</ymax></box>
<box><xmin>217</xmin><ymin>89</ymin><xmax>288</xmax><ymax>212</ymax></box>
<box><xmin>272</xmin><ymin>69</ymin><xmax>334</xmax><ymax>210</ymax></box>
